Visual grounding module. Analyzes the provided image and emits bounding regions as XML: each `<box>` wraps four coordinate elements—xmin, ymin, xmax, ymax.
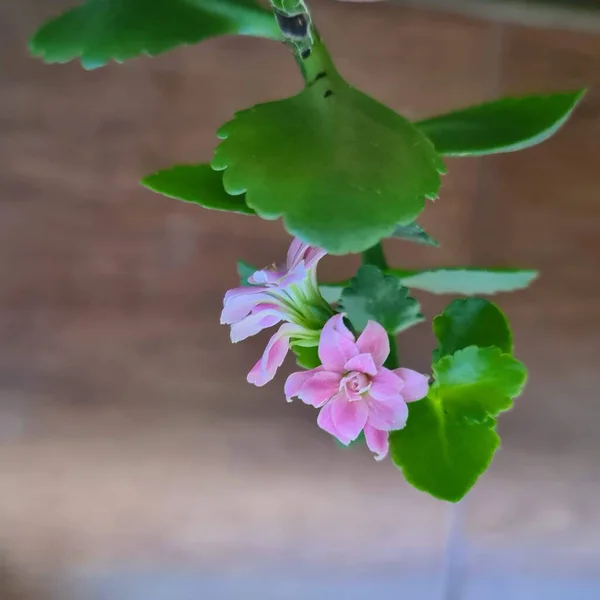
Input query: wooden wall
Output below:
<box><xmin>1</xmin><ymin>0</ymin><xmax>599</xmax><ymax>596</ymax></box>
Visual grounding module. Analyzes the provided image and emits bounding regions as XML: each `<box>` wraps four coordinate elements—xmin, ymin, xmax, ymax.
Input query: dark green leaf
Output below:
<box><xmin>237</xmin><ymin>260</ymin><xmax>256</xmax><ymax>286</ymax></box>
<box><xmin>433</xmin><ymin>298</ymin><xmax>512</xmax><ymax>360</ymax></box>
<box><xmin>142</xmin><ymin>164</ymin><xmax>255</xmax><ymax>215</ymax></box>
<box><xmin>340</xmin><ymin>265</ymin><xmax>424</xmax><ymax>335</ymax></box>
<box><xmin>30</xmin><ymin>0</ymin><xmax>280</xmax><ymax>69</ymax></box>
<box><xmin>417</xmin><ymin>90</ymin><xmax>585</xmax><ymax>156</ymax></box>
<box><xmin>212</xmin><ymin>40</ymin><xmax>445</xmax><ymax>255</ymax></box>
<box><xmin>389</xmin><ymin>222</ymin><xmax>439</xmax><ymax>247</ymax></box>
<box><xmin>388</xmin><ymin>267</ymin><xmax>538</xmax><ymax>295</ymax></box>
<box><xmin>390</xmin><ymin>346</ymin><xmax>527</xmax><ymax>502</ymax></box>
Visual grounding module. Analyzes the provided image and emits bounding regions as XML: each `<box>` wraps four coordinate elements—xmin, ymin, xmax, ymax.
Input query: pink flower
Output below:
<box><xmin>285</xmin><ymin>315</ymin><xmax>428</xmax><ymax>460</ymax></box>
<box><xmin>222</xmin><ymin>238</ymin><xmax>332</xmax><ymax>386</ymax></box>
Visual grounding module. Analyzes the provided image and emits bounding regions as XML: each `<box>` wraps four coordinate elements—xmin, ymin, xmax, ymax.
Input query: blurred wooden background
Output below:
<box><xmin>1</xmin><ymin>0</ymin><xmax>599</xmax><ymax>597</ymax></box>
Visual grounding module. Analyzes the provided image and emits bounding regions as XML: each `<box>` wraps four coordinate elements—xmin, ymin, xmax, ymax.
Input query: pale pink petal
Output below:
<box><xmin>317</xmin><ymin>400</ymin><xmax>348</xmax><ymax>444</ymax></box>
<box><xmin>224</xmin><ymin>285</ymin><xmax>268</xmax><ymax>302</ymax></box>
<box><xmin>369</xmin><ymin>367</ymin><xmax>405</xmax><ymax>401</ymax></box>
<box><xmin>247</xmin><ymin>324</ymin><xmax>299</xmax><ymax>387</ymax></box>
<box><xmin>276</xmin><ymin>262</ymin><xmax>307</xmax><ymax>287</ymax></box>
<box><xmin>366</xmin><ymin>395</ymin><xmax>408</xmax><ymax>431</ymax></box>
<box><xmin>364</xmin><ymin>424</ymin><xmax>389</xmax><ymax>461</ymax></box>
<box><xmin>344</xmin><ymin>353</ymin><xmax>378</xmax><ymax>376</ymax></box>
<box><xmin>230</xmin><ymin>308</ymin><xmax>284</xmax><ymax>343</ymax></box>
<box><xmin>296</xmin><ymin>371</ymin><xmax>341</xmax><ymax>407</ymax></box>
<box><xmin>318</xmin><ymin>314</ymin><xmax>358</xmax><ymax>372</ymax></box>
<box><xmin>304</xmin><ymin>247</ymin><xmax>327</xmax><ymax>270</ymax></box>
<box><xmin>221</xmin><ymin>291</ymin><xmax>270</xmax><ymax>324</ymax></box>
<box><xmin>284</xmin><ymin>368</ymin><xmax>321</xmax><ymax>401</ymax></box>
<box><xmin>356</xmin><ymin>321</ymin><xmax>390</xmax><ymax>366</ymax></box>
<box><xmin>249</xmin><ymin>268</ymin><xmax>285</xmax><ymax>286</ymax></box>
<box><xmin>330</xmin><ymin>393</ymin><xmax>369</xmax><ymax>442</ymax></box>
<box><xmin>286</xmin><ymin>237</ymin><xmax>307</xmax><ymax>268</ymax></box>
<box><xmin>394</xmin><ymin>368</ymin><xmax>429</xmax><ymax>402</ymax></box>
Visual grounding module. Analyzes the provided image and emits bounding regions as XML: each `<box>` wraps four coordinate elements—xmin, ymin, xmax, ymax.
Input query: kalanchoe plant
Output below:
<box><xmin>30</xmin><ymin>0</ymin><xmax>585</xmax><ymax>501</ymax></box>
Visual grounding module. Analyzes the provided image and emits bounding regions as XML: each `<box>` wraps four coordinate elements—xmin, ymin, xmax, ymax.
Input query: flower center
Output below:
<box><xmin>340</xmin><ymin>371</ymin><xmax>372</xmax><ymax>400</ymax></box>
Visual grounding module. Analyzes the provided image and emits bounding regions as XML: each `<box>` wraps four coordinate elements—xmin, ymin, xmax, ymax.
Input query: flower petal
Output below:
<box><xmin>304</xmin><ymin>247</ymin><xmax>327</xmax><ymax>271</ymax></box>
<box><xmin>366</xmin><ymin>395</ymin><xmax>408</xmax><ymax>431</ymax></box>
<box><xmin>318</xmin><ymin>314</ymin><xmax>358</xmax><ymax>372</ymax></box>
<box><xmin>296</xmin><ymin>371</ymin><xmax>341</xmax><ymax>407</ymax></box>
<box><xmin>364</xmin><ymin>424</ymin><xmax>389</xmax><ymax>461</ymax></box>
<box><xmin>317</xmin><ymin>400</ymin><xmax>347</xmax><ymax>444</ymax></box>
<box><xmin>356</xmin><ymin>321</ymin><xmax>390</xmax><ymax>367</ymax></box>
<box><xmin>284</xmin><ymin>368</ymin><xmax>321</xmax><ymax>401</ymax></box>
<box><xmin>344</xmin><ymin>353</ymin><xmax>378</xmax><ymax>377</ymax></box>
<box><xmin>394</xmin><ymin>368</ymin><xmax>429</xmax><ymax>402</ymax></box>
<box><xmin>287</xmin><ymin>238</ymin><xmax>306</xmax><ymax>267</ymax></box>
<box><xmin>221</xmin><ymin>290</ymin><xmax>270</xmax><ymax>325</ymax></box>
<box><xmin>230</xmin><ymin>307</ymin><xmax>284</xmax><ymax>343</ymax></box>
<box><xmin>369</xmin><ymin>367</ymin><xmax>405</xmax><ymax>401</ymax></box>
<box><xmin>330</xmin><ymin>393</ymin><xmax>369</xmax><ymax>442</ymax></box>
<box><xmin>247</xmin><ymin>324</ymin><xmax>300</xmax><ymax>387</ymax></box>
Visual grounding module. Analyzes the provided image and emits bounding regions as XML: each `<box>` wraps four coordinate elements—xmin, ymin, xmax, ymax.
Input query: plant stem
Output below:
<box><xmin>361</xmin><ymin>242</ymin><xmax>399</xmax><ymax>369</ymax></box>
<box><xmin>361</xmin><ymin>242</ymin><xmax>388</xmax><ymax>270</ymax></box>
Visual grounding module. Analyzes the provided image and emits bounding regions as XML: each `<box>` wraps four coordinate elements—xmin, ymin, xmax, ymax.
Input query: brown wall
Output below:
<box><xmin>1</xmin><ymin>0</ymin><xmax>599</xmax><ymax>596</ymax></box>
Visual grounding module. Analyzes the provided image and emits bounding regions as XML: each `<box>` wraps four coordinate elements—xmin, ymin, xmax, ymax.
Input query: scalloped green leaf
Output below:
<box><xmin>340</xmin><ymin>265</ymin><xmax>424</xmax><ymax>335</ymax></box>
<box><xmin>433</xmin><ymin>298</ymin><xmax>512</xmax><ymax>360</ymax></box>
<box><xmin>389</xmin><ymin>268</ymin><xmax>538</xmax><ymax>295</ymax></box>
<box><xmin>142</xmin><ymin>164</ymin><xmax>255</xmax><ymax>215</ymax></box>
<box><xmin>390</xmin><ymin>346</ymin><xmax>527</xmax><ymax>502</ymax></box>
<box><xmin>390</xmin><ymin>222</ymin><xmax>439</xmax><ymax>247</ymax></box>
<box><xmin>29</xmin><ymin>0</ymin><xmax>280</xmax><ymax>69</ymax></box>
<box><xmin>212</xmin><ymin>41</ymin><xmax>445</xmax><ymax>255</ymax></box>
<box><xmin>417</xmin><ymin>90</ymin><xmax>585</xmax><ymax>156</ymax></box>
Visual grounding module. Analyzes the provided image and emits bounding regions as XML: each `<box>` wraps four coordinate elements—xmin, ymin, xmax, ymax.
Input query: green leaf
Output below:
<box><xmin>237</xmin><ymin>260</ymin><xmax>256</xmax><ymax>286</ymax></box>
<box><xmin>389</xmin><ymin>268</ymin><xmax>538</xmax><ymax>295</ymax></box>
<box><xmin>339</xmin><ymin>265</ymin><xmax>424</xmax><ymax>335</ymax></box>
<box><xmin>389</xmin><ymin>222</ymin><xmax>439</xmax><ymax>247</ymax></box>
<box><xmin>433</xmin><ymin>298</ymin><xmax>512</xmax><ymax>360</ymax></box>
<box><xmin>417</xmin><ymin>90</ymin><xmax>585</xmax><ymax>156</ymax></box>
<box><xmin>212</xmin><ymin>41</ymin><xmax>445</xmax><ymax>255</ymax></box>
<box><xmin>29</xmin><ymin>0</ymin><xmax>280</xmax><ymax>69</ymax></box>
<box><xmin>319</xmin><ymin>267</ymin><xmax>537</xmax><ymax>304</ymax></box>
<box><xmin>291</xmin><ymin>344</ymin><xmax>320</xmax><ymax>369</ymax></box>
<box><xmin>390</xmin><ymin>346</ymin><xmax>527</xmax><ymax>502</ymax></box>
<box><xmin>142</xmin><ymin>164</ymin><xmax>255</xmax><ymax>215</ymax></box>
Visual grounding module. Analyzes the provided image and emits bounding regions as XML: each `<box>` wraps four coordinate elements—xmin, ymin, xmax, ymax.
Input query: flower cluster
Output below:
<box><xmin>221</xmin><ymin>238</ymin><xmax>333</xmax><ymax>386</ymax></box>
<box><xmin>222</xmin><ymin>238</ymin><xmax>428</xmax><ymax>460</ymax></box>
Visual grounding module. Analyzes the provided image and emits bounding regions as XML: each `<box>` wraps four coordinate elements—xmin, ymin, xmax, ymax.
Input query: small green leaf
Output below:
<box><xmin>390</xmin><ymin>346</ymin><xmax>527</xmax><ymax>502</ymax></box>
<box><xmin>30</xmin><ymin>0</ymin><xmax>280</xmax><ymax>69</ymax></box>
<box><xmin>389</xmin><ymin>268</ymin><xmax>538</xmax><ymax>295</ymax></box>
<box><xmin>143</xmin><ymin>164</ymin><xmax>255</xmax><ymax>215</ymax></box>
<box><xmin>433</xmin><ymin>298</ymin><xmax>512</xmax><ymax>360</ymax></box>
<box><xmin>237</xmin><ymin>260</ymin><xmax>256</xmax><ymax>286</ymax></box>
<box><xmin>212</xmin><ymin>41</ymin><xmax>444</xmax><ymax>255</ymax></box>
<box><xmin>291</xmin><ymin>344</ymin><xmax>320</xmax><ymax>369</ymax></box>
<box><xmin>417</xmin><ymin>90</ymin><xmax>585</xmax><ymax>156</ymax></box>
<box><xmin>340</xmin><ymin>265</ymin><xmax>424</xmax><ymax>335</ymax></box>
<box><xmin>389</xmin><ymin>222</ymin><xmax>439</xmax><ymax>247</ymax></box>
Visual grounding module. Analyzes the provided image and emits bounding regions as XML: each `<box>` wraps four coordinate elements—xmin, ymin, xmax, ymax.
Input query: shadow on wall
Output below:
<box><xmin>0</xmin><ymin>559</ymin><xmax>56</xmax><ymax>600</ymax></box>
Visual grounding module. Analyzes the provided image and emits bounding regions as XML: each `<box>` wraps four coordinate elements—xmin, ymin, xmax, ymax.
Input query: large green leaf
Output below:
<box><xmin>29</xmin><ymin>0</ymin><xmax>280</xmax><ymax>69</ymax></box>
<box><xmin>339</xmin><ymin>265</ymin><xmax>424</xmax><ymax>335</ymax></box>
<box><xmin>142</xmin><ymin>164</ymin><xmax>255</xmax><ymax>215</ymax></box>
<box><xmin>389</xmin><ymin>267</ymin><xmax>538</xmax><ymax>295</ymax></box>
<box><xmin>390</xmin><ymin>346</ymin><xmax>527</xmax><ymax>502</ymax></box>
<box><xmin>417</xmin><ymin>90</ymin><xmax>585</xmax><ymax>156</ymax></box>
<box><xmin>212</xmin><ymin>40</ymin><xmax>445</xmax><ymax>255</ymax></box>
<box><xmin>433</xmin><ymin>298</ymin><xmax>512</xmax><ymax>360</ymax></box>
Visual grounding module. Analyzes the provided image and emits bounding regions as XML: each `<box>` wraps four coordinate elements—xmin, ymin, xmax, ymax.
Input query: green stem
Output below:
<box><xmin>361</xmin><ymin>242</ymin><xmax>399</xmax><ymax>369</ymax></box>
